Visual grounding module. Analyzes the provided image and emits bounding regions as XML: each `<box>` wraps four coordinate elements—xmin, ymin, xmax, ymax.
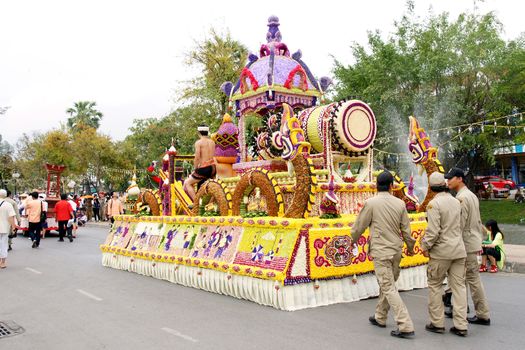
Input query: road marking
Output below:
<box><xmin>25</xmin><ymin>267</ymin><xmax>42</xmax><ymax>274</ymax></box>
<box><xmin>404</xmin><ymin>292</ymin><xmax>427</xmax><ymax>299</ymax></box>
<box><xmin>76</xmin><ymin>289</ymin><xmax>103</xmax><ymax>301</ymax></box>
<box><xmin>161</xmin><ymin>327</ymin><xmax>198</xmax><ymax>343</ymax></box>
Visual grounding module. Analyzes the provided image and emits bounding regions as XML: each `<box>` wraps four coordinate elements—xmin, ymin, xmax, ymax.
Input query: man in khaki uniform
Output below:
<box><xmin>421</xmin><ymin>172</ymin><xmax>468</xmax><ymax>337</ymax></box>
<box><xmin>4</xmin><ymin>190</ymin><xmax>20</xmax><ymax>251</ymax></box>
<box><xmin>352</xmin><ymin>171</ymin><xmax>417</xmax><ymax>339</ymax></box>
<box><xmin>446</xmin><ymin>168</ymin><xmax>491</xmax><ymax>325</ymax></box>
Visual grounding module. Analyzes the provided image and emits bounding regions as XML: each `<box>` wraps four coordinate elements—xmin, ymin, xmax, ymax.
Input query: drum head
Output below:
<box><xmin>333</xmin><ymin>100</ymin><xmax>376</xmax><ymax>153</ymax></box>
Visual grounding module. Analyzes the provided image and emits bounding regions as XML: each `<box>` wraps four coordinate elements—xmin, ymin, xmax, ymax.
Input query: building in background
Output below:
<box><xmin>494</xmin><ymin>144</ymin><xmax>525</xmax><ymax>186</ymax></box>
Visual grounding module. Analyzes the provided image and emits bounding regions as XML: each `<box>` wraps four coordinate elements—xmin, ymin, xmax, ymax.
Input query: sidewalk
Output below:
<box><xmin>505</xmin><ymin>244</ymin><xmax>525</xmax><ymax>273</ymax></box>
<box><xmin>87</xmin><ymin>221</ymin><xmax>111</xmax><ymax>226</ymax></box>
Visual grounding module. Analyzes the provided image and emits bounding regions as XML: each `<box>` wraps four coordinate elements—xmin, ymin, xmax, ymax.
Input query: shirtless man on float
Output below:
<box><xmin>183</xmin><ymin>124</ymin><xmax>216</xmax><ymax>201</ymax></box>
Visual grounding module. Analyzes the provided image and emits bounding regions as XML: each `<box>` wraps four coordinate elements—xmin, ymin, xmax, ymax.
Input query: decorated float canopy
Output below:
<box><xmin>221</xmin><ymin>16</ymin><xmax>332</xmax><ymax>117</ymax></box>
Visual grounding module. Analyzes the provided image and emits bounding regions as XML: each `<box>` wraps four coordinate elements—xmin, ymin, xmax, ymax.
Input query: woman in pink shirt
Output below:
<box><xmin>107</xmin><ymin>192</ymin><xmax>124</xmax><ymax>224</ymax></box>
<box><xmin>25</xmin><ymin>192</ymin><xmax>42</xmax><ymax>248</ymax></box>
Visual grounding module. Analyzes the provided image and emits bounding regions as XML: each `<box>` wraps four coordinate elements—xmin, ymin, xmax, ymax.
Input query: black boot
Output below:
<box><xmin>450</xmin><ymin>327</ymin><xmax>468</xmax><ymax>337</ymax></box>
<box><xmin>390</xmin><ymin>330</ymin><xmax>415</xmax><ymax>339</ymax></box>
<box><xmin>443</xmin><ymin>291</ymin><xmax>452</xmax><ymax>307</ymax></box>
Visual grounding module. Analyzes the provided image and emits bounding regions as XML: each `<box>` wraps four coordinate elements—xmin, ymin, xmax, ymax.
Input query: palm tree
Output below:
<box><xmin>66</xmin><ymin>101</ymin><xmax>103</xmax><ymax>130</ymax></box>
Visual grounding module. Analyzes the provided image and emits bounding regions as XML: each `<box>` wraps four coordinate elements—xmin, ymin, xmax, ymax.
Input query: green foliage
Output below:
<box><xmin>479</xmin><ymin>200</ymin><xmax>525</xmax><ymax>225</ymax></box>
<box><xmin>319</xmin><ymin>213</ymin><xmax>342</xmax><ymax>220</ymax></box>
<box><xmin>183</xmin><ymin>28</ymin><xmax>248</xmax><ymax>116</ymax></box>
<box><xmin>241</xmin><ymin>210</ymin><xmax>268</xmax><ymax>218</ymax></box>
<box><xmin>13</xmin><ymin>127</ymin><xmax>132</xmax><ymax>194</ymax></box>
<box><xmin>333</xmin><ymin>6</ymin><xmax>525</xmax><ymax>175</ymax></box>
<box><xmin>0</xmin><ymin>135</ymin><xmax>15</xmax><ymax>190</ymax></box>
<box><xmin>66</xmin><ymin>101</ymin><xmax>104</xmax><ymax>131</ymax></box>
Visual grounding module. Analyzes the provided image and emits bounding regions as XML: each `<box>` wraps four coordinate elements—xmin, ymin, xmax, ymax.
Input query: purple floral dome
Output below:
<box><xmin>221</xmin><ymin>16</ymin><xmax>332</xmax><ymax>117</ymax></box>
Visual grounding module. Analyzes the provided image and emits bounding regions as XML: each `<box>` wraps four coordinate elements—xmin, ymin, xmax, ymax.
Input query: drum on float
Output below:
<box><xmin>297</xmin><ymin>100</ymin><xmax>377</xmax><ymax>155</ymax></box>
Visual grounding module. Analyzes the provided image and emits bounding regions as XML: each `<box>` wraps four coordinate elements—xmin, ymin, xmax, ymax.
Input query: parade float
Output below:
<box><xmin>101</xmin><ymin>16</ymin><xmax>443</xmax><ymax>311</ymax></box>
<box><xmin>17</xmin><ymin>163</ymin><xmax>65</xmax><ymax>233</ymax></box>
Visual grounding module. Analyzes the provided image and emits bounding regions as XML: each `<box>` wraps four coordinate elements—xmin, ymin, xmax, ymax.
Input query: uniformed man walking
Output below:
<box><xmin>446</xmin><ymin>168</ymin><xmax>491</xmax><ymax>326</ymax></box>
<box><xmin>421</xmin><ymin>172</ymin><xmax>468</xmax><ymax>337</ymax></box>
<box><xmin>352</xmin><ymin>171</ymin><xmax>417</xmax><ymax>339</ymax></box>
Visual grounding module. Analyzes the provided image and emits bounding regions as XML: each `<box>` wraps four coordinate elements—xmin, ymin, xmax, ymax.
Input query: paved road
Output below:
<box><xmin>2</xmin><ymin>224</ymin><xmax>525</xmax><ymax>350</ymax></box>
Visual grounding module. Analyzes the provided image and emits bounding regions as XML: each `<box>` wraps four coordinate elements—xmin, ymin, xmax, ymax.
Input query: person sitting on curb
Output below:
<box><xmin>480</xmin><ymin>219</ymin><xmax>505</xmax><ymax>273</ymax></box>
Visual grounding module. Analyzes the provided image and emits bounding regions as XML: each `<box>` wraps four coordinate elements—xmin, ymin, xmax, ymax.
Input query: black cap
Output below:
<box><xmin>444</xmin><ymin>167</ymin><xmax>465</xmax><ymax>180</ymax></box>
<box><xmin>377</xmin><ymin>170</ymin><xmax>394</xmax><ymax>189</ymax></box>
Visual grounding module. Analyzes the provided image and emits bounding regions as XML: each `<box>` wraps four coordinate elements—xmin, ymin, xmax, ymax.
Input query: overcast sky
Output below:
<box><xmin>1</xmin><ymin>0</ymin><xmax>523</xmax><ymax>145</ymax></box>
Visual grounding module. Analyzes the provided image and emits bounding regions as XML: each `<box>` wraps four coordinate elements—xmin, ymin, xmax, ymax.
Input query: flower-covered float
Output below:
<box><xmin>101</xmin><ymin>16</ymin><xmax>439</xmax><ymax>311</ymax></box>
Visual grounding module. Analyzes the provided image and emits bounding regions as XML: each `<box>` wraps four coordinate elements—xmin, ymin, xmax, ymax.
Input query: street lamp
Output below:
<box><xmin>12</xmin><ymin>172</ymin><xmax>20</xmax><ymax>195</ymax></box>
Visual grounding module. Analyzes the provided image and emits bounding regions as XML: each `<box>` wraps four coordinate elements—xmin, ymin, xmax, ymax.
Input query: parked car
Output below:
<box><xmin>474</xmin><ymin>176</ymin><xmax>516</xmax><ymax>190</ymax></box>
<box><xmin>474</xmin><ymin>181</ymin><xmax>510</xmax><ymax>199</ymax></box>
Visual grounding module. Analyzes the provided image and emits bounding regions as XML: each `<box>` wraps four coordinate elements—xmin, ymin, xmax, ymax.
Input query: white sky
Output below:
<box><xmin>1</xmin><ymin>0</ymin><xmax>523</xmax><ymax>145</ymax></box>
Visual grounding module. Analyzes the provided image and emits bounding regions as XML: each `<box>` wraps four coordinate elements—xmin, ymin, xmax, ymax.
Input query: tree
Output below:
<box><xmin>66</xmin><ymin>101</ymin><xmax>104</xmax><ymax>131</ymax></box>
<box><xmin>182</xmin><ymin>28</ymin><xmax>248</xmax><ymax>118</ymax></box>
<box><xmin>0</xmin><ymin>135</ymin><xmax>15</xmax><ymax>190</ymax></box>
<box><xmin>332</xmin><ymin>5</ymin><xmax>525</xmax><ymax>178</ymax></box>
<box><xmin>13</xmin><ymin>127</ymin><xmax>134</xmax><ymax>194</ymax></box>
<box><xmin>71</xmin><ymin>127</ymin><xmax>132</xmax><ymax>192</ymax></box>
<box><xmin>13</xmin><ymin>130</ymin><xmax>75</xmax><ymax>190</ymax></box>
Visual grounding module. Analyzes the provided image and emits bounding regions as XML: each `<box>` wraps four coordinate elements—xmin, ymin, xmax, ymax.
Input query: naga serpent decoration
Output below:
<box><xmin>273</xmin><ymin>103</ymin><xmax>316</xmax><ymax>218</ymax></box>
<box><xmin>408</xmin><ymin>116</ymin><xmax>445</xmax><ymax>212</ymax></box>
<box><xmin>138</xmin><ymin>189</ymin><xmax>162</xmax><ymax>216</ymax></box>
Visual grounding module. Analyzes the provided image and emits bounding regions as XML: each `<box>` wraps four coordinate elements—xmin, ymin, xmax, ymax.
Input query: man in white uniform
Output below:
<box><xmin>0</xmin><ymin>189</ymin><xmax>17</xmax><ymax>268</ymax></box>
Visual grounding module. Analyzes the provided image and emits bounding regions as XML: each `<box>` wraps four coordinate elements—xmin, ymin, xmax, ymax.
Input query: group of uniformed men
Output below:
<box><xmin>351</xmin><ymin>168</ymin><xmax>490</xmax><ymax>338</ymax></box>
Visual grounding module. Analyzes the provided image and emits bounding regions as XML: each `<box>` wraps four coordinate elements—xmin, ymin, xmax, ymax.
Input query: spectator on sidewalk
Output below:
<box><xmin>107</xmin><ymin>192</ymin><xmax>124</xmax><ymax>224</ymax></box>
<box><xmin>100</xmin><ymin>193</ymin><xmax>108</xmax><ymax>221</ymax></box>
<box><xmin>18</xmin><ymin>193</ymin><xmax>29</xmax><ymax>231</ymax></box>
<box><xmin>25</xmin><ymin>192</ymin><xmax>43</xmax><ymax>248</ymax></box>
<box><xmin>4</xmin><ymin>190</ymin><xmax>20</xmax><ymax>251</ymax></box>
<box><xmin>480</xmin><ymin>219</ymin><xmax>506</xmax><ymax>273</ymax></box>
<box><xmin>67</xmin><ymin>195</ymin><xmax>78</xmax><ymax>237</ymax></box>
<box><xmin>93</xmin><ymin>195</ymin><xmax>101</xmax><ymax>222</ymax></box>
<box><xmin>55</xmin><ymin>194</ymin><xmax>74</xmax><ymax>243</ymax></box>
<box><xmin>39</xmin><ymin>193</ymin><xmax>48</xmax><ymax>239</ymax></box>
<box><xmin>0</xmin><ymin>189</ymin><xmax>17</xmax><ymax>268</ymax></box>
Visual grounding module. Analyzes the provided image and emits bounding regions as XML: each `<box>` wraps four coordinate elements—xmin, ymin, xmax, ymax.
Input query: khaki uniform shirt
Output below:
<box><xmin>352</xmin><ymin>192</ymin><xmax>416</xmax><ymax>259</ymax></box>
<box><xmin>456</xmin><ymin>186</ymin><xmax>484</xmax><ymax>253</ymax></box>
<box><xmin>4</xmin><ymin>197</ymin><xmax>20</xmax><ymax>225</ymax></box>
<box><xmin>420</xmin><ymin>192</ymin><xmax>467</xmax><ymax>260</ymax></box>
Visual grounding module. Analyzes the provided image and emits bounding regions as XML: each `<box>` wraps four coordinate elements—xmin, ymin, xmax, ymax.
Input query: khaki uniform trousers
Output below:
<box><xmin>374</xmin><ymin>253</ymin><xmax>414</xmax><ymax>332</ymax></box>
<box><xmin>466</xmin><ymin>252</ymin><xmax>490</xmax><ymax>319</ymax></box>
<box><xmin>427</xmin><ymin>258</ymin><xmax>468</xmax><ymax>330</ymax></box>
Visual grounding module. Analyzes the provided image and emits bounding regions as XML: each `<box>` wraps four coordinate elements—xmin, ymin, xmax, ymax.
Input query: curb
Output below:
<box><xmin>86</xmin><ymin>222</ymin><xmax>112</xmax><ymax>228</ymax></box>
<box><xmin>504</xmin><ymin>261</ymin><xmax>525</xmax><ymax>274</ymax></box>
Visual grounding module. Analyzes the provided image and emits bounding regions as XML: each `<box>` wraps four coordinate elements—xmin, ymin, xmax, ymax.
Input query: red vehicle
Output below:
<box><xmin>474</xmin><ymin>176</ymin><xmax>516</xmax><ymax>190</ymax></box>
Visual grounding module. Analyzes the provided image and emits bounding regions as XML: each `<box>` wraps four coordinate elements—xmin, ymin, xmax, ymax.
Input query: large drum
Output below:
<box><xmin>298</xmin><ymin>100</ymin><xmax>376</xmax><ymax>155</ymax></box>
